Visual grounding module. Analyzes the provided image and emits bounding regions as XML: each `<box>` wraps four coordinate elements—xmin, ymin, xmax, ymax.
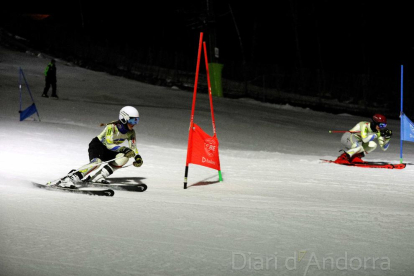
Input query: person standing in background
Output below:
<box><xmin>42</xmin><ymin>59</ymin><xmax>58</xmax><ymax>99</ymax></box>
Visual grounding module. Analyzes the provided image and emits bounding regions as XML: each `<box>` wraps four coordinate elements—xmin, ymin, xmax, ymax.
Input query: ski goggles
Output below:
<box><xmin>128</xmin><ymin>117</ymin><xmax>139</xmax><ymax>125</ymax></box>
<box><xmin>378</xmin><ymin>123</ymin><xmax>387</xmax><ymax>129</ymax></box>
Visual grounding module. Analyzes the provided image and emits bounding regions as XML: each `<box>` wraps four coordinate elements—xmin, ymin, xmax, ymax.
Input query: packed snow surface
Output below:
<box><xmin>0</xmin><ymin>46</ymin><xmax>413</xmax><ymax>276</ymax></box>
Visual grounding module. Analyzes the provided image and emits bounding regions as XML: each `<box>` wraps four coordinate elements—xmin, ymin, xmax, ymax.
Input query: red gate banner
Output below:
<box><xmin>188</xmin><ymin>123</ymin><xmax>221</xmax><ymax>171</ymax></box>
<box><xmin>184</xmin><ymin>32</ymin><xmax>223</xmax><ymax>189</ymax></box>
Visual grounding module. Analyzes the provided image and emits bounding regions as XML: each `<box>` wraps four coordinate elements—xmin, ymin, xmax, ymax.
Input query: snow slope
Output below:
<box><xmin>0</xmin><ymin>46</ymin><xmax>413</xmax><ymax>276</ymax></box>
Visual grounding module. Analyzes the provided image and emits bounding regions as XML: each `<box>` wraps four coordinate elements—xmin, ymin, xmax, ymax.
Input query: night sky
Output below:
<box><xmin>3</xmin><ymin>1</ymin><xmax>414</xmax><ymax>75</ymax></box>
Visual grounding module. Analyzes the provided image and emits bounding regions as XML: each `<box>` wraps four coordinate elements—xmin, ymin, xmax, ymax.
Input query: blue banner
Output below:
<box><xmin>20</xmin><ymin>103</ymin><xmax>38</xmax><ymax>121</ymax></box>
<box><xmin>401</xmin><ymin>114</ymin><xmax>414</xmax><ymax>142</ymax></box>
<box><xmin>19</xmin><ymin>68</ymin><xmax>40</xmax><ymax>121</ymax></box>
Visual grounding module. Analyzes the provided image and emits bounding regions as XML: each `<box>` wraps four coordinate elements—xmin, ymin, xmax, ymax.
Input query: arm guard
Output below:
<box><xmin>378</xmin><ymin>137</ymin><xmax>391</xmax><ymax>151</ymax></box>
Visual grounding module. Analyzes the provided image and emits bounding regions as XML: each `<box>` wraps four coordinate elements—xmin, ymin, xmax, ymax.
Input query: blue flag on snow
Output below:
<box><xmin>401</xmin><ymin>114</ymin><xmax>414</xmax><ymax>143</ymax></box>
<box><xmin>20</xmin><ymin>103</ymin><xmax>38</xmax><ymax>121</ymax></box>
<box><xmin>19</xmin><ymin>68</ymin><xmax>40</xmax><ymax>122</ymax></box>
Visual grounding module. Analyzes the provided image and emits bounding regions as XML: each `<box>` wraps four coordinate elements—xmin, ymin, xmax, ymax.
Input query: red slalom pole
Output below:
<box><xmin>184</xmin><ymin>32</ymin><xmax>204</xmax><ymax>189</ymax></box>
<box><xmin>203</xmin><ymin>41</ymin><xmax>217</xmax><ymax>136</ymax></box>
<box><xmin>329</xmin><ymin>130</ymin><xmax>361</xmax><ymax>133</ymax></box>
<box><xmin>203</xmin><ymin>41</ymin><xmax>222</xmax><ymax>181</ymax></box>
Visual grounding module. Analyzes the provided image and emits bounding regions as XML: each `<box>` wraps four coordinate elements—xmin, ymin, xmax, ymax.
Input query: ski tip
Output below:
<box><xmin>320</xmin><ymin>159</ymin><xmax>407</xmax><ymax>169</ymax></box>
<box><xmin>138</xmin><ymin>184</ymin><xmax>148</xmax><ymax>192</ymax></box>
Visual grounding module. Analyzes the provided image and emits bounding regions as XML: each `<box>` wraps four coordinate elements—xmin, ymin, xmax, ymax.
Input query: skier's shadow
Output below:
<box><xmin>107</xmin><ymin>177</ymin><xmax>146</xmax><ymax>185</ymax></box>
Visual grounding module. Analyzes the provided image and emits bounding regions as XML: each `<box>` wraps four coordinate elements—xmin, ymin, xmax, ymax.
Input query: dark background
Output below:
<box><xmin>2</xmin><ymin>0</ymin><xmax>414</xmax><ymax>118</ymax></box>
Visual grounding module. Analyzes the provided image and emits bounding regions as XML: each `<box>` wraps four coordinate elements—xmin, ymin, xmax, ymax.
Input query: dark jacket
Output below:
<box><xmin>44</xmin><ymin>62</ymin><xmax>57</xmax><ymax>82</ymax></box>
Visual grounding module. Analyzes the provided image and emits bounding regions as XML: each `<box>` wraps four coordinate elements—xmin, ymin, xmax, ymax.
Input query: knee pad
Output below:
<box><xmin>91</xmin><ymin>158</ymin><xmax>102</xmax><ymax>164</ymax></box>
<box><xmin>364</xmin><ymin>141</ymin><xmax>377</xmax><ymax>153</ymax></box>
<box><xmin>110</xmin><ymin>153</ymin><xmax>129</xmax><ymax>168</ymax></box>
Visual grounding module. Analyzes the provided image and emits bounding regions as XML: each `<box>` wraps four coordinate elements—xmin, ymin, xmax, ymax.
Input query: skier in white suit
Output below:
<box><xmin>59</xmin><ymin>106</ymin><xmax>143</xmax><ymax>187</ymax></box>
<box><xmin>335</xmin><ymin>114</ymin><xmax>392</xmax><ymax>164</ymax></box>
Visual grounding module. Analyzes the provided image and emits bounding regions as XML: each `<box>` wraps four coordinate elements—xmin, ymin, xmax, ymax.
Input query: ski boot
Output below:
<box><xmin>350</xmin><ymin>152</ymin><xmax>365</xmax><ymax>163</ymax></box>
<box><xmin>334</xmin><ymin>151</ymin><xmax>351</xmax><ymax>164</ymax></box>
<box><xmin>57</xmin><ymin>170</ymin><xmax>84</xmax><ymax>188</ymax></box>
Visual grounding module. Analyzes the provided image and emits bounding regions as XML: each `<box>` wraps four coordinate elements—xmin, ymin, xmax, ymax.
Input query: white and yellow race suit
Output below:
<box><xmin>76</xmin><ymin>122</ymin><xmax>140</xmax><ymax>178</ymax></box>
<box><xmin>341</xmin><ymin>121</ymin><xmax>391</xmax><ymax>157</ymax></box>
<box><xmin>96</xmin><ymin>123</ymin><xmax>139</xmax><ymax>155</ymax></box>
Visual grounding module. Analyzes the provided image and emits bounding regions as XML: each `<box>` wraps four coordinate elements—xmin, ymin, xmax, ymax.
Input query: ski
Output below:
<box><xmin>86</xmin><ymin>183</ymin><xmax>147</xmax><ymax>192</ymax></box>
<box><xmin>32</xmin><ymin>182</ymin><xmax>115</xmax><ymax>196</ymax></box>
<box><xmin>321</xmin><ymin>159</ymin><xmax>407</xmax><ymax>169</ymax></box>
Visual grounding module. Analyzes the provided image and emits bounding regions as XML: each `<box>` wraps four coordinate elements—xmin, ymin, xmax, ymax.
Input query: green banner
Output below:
<box><xmin>208</xmin><ymin>63</ymin><xmax>224</xmax><ymax>97</ymax></box>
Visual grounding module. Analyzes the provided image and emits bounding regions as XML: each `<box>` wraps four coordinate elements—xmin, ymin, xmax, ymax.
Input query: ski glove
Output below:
<box><xmin>380</xmin><ymin>129</ymin><xmax>392</xmax><ymax>139</ymax></box>
<box><xmin>119</xmin><ymin>147</ymin><xmax>135</xmax><ymax>158</ymax></box>
<box><xmin>133</xmin><ymin>155</ymin><xmax>143</xmax><ymax>167</ymax></box>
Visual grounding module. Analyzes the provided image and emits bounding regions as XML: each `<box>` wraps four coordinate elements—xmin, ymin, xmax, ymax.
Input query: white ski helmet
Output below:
<box><xmin>119</xmin><ymin>106</ymin><xmax>139</xmax><ymax>125</ymax></box>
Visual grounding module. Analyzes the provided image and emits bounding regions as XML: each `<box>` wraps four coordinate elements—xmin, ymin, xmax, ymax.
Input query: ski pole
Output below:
<box><xmin>329</xmin><ymin>130</ymin><xmax>361</xmax><ymax>133</ymax></box>
<box><xmin>117</xmin><ymin>161</ymin><xmax>143</xmax><ymax>170</ymax></box>
<box><xmin>47</xmin><ymin>155</ymin><xmax>130</xmax><ymax>185</ymax></box>
<box><xmin>120</xmin><ymin>164</ymin><xmax>134</xmax><ymax>169</ymax></box>
<box><xmin>78</xmin><ymin>155</ymin><xmax>131</xmax><ymax>171</ymax></box>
